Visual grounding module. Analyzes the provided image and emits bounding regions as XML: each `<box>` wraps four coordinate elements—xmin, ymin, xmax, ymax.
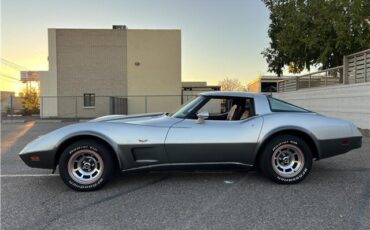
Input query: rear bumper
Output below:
<box><xmin>317</xmin><ymin>136</ymin><xmax>362</xmax><ymax>160</ymax></box>
<box><xmin>19</xmin><ymin>150</ymin><xmax>55</xmax><ymax>169</ymax></box>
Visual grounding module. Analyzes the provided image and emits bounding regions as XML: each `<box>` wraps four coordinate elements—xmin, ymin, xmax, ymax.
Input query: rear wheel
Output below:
<box><xmin>259</xmin><ymin>135</ymin><xmax>312</xmax><ymax>184</ymax></box>
<box><xmin>59</xmin><ymin>140</ymin><xmax>114</xmax><ymax>191</ymax></box>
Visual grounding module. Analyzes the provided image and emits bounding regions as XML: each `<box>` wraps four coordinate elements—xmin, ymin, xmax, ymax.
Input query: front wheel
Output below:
<box><xmin>59</xmin><ymin>139</ymin><xmax>114</xmax><ymax>191</ymax></box>
<box><xmin>259</xmin><ymin>135</ymin><xmax>312</xmax><ymax>184</ymax></box>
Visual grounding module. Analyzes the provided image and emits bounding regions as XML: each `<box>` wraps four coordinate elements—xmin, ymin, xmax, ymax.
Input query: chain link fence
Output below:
<box><xmin>1</xmin><ymin>95</ymin><xmax>198</xmax><ymax>119</ymax></box>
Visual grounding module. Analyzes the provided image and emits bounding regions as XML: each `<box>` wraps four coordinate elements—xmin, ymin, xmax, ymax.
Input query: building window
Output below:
<box><xmin>83</xmin><ymin>93</ymin><xmax>95</xmax><ymax>107</ymax></box>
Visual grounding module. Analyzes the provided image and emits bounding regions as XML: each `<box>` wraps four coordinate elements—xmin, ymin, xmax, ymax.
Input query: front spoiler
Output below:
<box><xmin>19</xmin><ymin>150</ymin><xmax>55</xmax><ymax>169</ymax></box>
<box><xmin>318</xmin><ymin>136</ymin><xmax>362</xmax><ymax>160</ymax></box>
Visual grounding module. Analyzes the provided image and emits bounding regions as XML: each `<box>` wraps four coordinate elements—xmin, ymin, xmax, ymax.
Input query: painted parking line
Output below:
<box><xmin>1</xmin><ymin>121</ymin><xmax>35</xmax><ymax>154</ymax></box>
<box><xmin>0</xmin><ymin>174</ymin><xmax>59</xmax><ymax>177</ymax></box>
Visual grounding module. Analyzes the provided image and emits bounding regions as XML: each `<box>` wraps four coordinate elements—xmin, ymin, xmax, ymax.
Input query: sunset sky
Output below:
<box><xmin>1</xmin><ymin>0</ymin><xmax>272</xmax><ymax>92</ymax></box>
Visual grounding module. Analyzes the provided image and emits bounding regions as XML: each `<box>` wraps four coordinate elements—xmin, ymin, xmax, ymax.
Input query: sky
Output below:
<box><xmin>0</xmin><ymin>0</ymin><xmax>271</xmax><ymax>93</ymax></box>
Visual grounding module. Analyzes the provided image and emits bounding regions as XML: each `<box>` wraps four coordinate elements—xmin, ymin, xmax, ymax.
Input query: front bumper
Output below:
<box><xmin>19</xmin><ymin>150</ymin><xmax>55</xmax><ymax>169</ymax></box>
<box><xmin>318</xmin><ymin>136</ymin><xmax>362</xmax><ymax>159</ymax></box>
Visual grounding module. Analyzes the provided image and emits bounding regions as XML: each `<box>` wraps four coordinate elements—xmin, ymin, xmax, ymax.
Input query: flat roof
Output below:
<box><xmin>48</xmin><ymin>28</ymin><xmax>180</xmax><ymax>31</ymax></box>
<box><xmin>247</xmin><ymin>75</ymin><xmax>293</xmax><ymax>86</ymax></box>
<box><xmin>200</xmin><ymin>91</ymin><xmax>262</xmax><ymax>98</ymax></box>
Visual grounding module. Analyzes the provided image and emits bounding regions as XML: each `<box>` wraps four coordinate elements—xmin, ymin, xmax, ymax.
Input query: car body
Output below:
<box><xmin>19</xmin><ymin>92</ymin><xmax>362</xmax><ymax>190</ymax></box>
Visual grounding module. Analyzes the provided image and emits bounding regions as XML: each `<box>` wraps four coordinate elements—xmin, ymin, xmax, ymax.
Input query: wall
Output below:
<box><xmin>247</xmin><ymin>78</ymin><xmax>261</xmax><ymax>93</ymax></box>
<box><xmin>126</xmin><ymin>29</ymin><xmax>182</xmax><ymax>114</ymax></box>
<box><xmin>182</xmin><ymin>81</ymin><xmax>207</xmax><ymax>87</ymax></box>
<box><xmin>40</xmin><ymin>29</ymin><xmax>58</xmax><ymax>118</ymax></box>
<box><xmin>40</xmin><ymin>71</ymin><xmax>58</xmax><ymax>117</ymax></box>
<box><xmin>41</xmin><ymin>28</ymin><xmax>182</xmax><ymax>117</ymax></box>
<box><xmin>55</xmin><ymin>29</ymin><xmax>128</xmax><ymax>117</ymax></box>
<box><xmin>273</xmin><ymin>82</ymin><xmax>370</xmax><ymax>129</ymax></box>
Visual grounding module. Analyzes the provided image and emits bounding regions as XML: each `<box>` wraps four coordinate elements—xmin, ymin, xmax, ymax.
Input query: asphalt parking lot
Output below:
<box><xmin>1</xmin><ymin>122</ymin><xmax>369</xmax><ymax>230</ymax></box>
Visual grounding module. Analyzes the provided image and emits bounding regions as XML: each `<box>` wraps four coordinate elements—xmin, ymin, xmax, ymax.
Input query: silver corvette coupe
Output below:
<box><xmin>19</xmin><ymin>92</ymin><xmax>362</xmax><ymax>191</ymax></box>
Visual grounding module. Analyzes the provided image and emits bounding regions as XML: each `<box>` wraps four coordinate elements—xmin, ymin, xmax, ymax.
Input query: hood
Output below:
<box><xmin>91</xmin><ymin>112</ymin><xmax>166</xmax><ymax>122</ymax></box>
<box><xmin>90</xmin><ymin>112</ymin><xmax>181</xmax><ymax>127</ymax></box>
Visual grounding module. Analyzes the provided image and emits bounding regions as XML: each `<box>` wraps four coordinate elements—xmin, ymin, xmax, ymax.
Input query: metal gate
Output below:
<box><xmin>110</xmin><ymin>97</ymin><xmax>127</xmax><ymax>115</ymax></box>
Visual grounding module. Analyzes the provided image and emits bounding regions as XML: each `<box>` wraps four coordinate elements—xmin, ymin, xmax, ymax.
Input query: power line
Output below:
<box><xmin>0</xmin><ymin>73</ymin><xmax>21</xmax><ymax>82</ymax></box>
<box><xmin>1</xmin><ymin>58</ymin><xmax>29</xmax><ymax>70</ymax></box>
<box><xmin>1</xmin><ymin>58</ymin><xmax>30</xmax><ymax>71</ymax></box>
<box><xmin>0</xmin><ymin>76</ymin><xmax>20</xmax><ymax>82</ymax></box>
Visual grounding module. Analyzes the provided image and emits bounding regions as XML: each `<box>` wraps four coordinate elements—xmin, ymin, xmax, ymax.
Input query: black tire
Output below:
<box><xmin>259</xmin><ymin>135</ymin><xmax>312</xmax><ymax>184</ymax></box>
<box><xmin>59</xmin><ymin>139</ymin><xmax>114</xmax><ymax>191</ymax></box>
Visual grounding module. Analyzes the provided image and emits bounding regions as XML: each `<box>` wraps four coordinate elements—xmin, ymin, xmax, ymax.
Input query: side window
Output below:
<box><xmin>268</xmin><ymin>97</ymin><xmax>308</xmax><ymax>112</ymax></box>
<box><xmin>197</xmin><ymin>97</ymin><xmax>255</xmax><ymax>121</ymax></box>
<box><xmin>83</xmin><ymin>93</ymin><xmax>95</xmax><ymax>107</ymax></box>
<box><xmin>199</xmin><ymin>98</ymin><xmax>230</xmax><ymax>115</ymax></box>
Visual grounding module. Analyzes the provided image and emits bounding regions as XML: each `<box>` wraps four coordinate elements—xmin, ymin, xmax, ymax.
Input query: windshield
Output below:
<box><xmin>172</xmin><ymin>96</ymin><xmax>205</xmax><ymax>118</ymax></box>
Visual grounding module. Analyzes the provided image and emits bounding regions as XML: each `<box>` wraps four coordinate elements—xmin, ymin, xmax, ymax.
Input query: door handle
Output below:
<box><xmin>138</xmin><ymin>139</ymin><xmax>148</xmax><ymax>143</ymax></box>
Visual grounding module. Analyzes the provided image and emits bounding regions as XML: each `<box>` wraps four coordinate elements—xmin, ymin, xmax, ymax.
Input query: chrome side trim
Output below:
<box><xmin>121</xmin><ymin>162</ymin><xmax>254</xmax><ymax>172</ymax></box>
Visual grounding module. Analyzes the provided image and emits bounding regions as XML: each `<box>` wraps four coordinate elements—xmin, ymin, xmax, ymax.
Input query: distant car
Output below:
<box><xmin>19</xmin><ymin>92</ymin><xmax>362</xmax><ymax>191</ymax></box>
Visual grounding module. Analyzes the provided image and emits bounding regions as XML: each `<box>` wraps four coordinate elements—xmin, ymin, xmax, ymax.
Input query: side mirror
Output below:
<box><xmin>196</xmin><ymin>110</ymin><xmax>209</xmax><ymax>124</ymax></box>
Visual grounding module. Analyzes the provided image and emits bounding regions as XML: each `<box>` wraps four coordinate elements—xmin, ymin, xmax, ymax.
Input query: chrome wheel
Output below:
<box><xmin>67</xmin><ymin>149</ymin><xmax>104</xmax><ymax>184</ymax></box>
<box><xmin>271</xmin><ymin>144</ymin><xmax>304</xmax><ymax>178</ymax></box>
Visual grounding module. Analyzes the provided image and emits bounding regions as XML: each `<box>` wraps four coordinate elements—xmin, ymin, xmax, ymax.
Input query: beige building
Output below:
<box><xmin>41</xmin><ymin>26</ymin><xmax>181</xmax><ymax>118</ymax></box>
<box><xmin>182</xmin><ymin>81</ymin><xmax>220</xmax><ymax>103</ymax></box>
<box><xmin>247</xmin><ymin>76</ymin><xmax>289</xmax><ymax>93</ymax></box>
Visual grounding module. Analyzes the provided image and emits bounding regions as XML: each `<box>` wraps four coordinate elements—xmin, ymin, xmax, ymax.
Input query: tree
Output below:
<box><xmin>20</xmin><ymin>86</ymin><xmax>40</xmax><ymax>115</ymax></box>
<box><xmin>219</xmin><ymin>78</ymin><xmax>246</xmax><ymax>91</ymax></box>
<box><xmin>262</xmin><ymin>0</ymin><xmax>370</xmax><ymax>76</ymax></box>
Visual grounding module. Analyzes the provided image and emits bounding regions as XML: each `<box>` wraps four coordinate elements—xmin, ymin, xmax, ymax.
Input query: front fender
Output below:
<box><xmin>54</xmin><ymin>130</ymin><xmax>126</xmax><ymax>169</ymax></box>
<box><xmin>19</xmin><ymin>123</ymin><xmax>126</xmax><ymax>170</ymax></box>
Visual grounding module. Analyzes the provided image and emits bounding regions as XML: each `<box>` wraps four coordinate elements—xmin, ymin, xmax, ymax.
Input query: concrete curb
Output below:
<box><xmin>1</xmin><ymin>120</ymin><xmax>25</xmax><ymax>123</ymax></box>
<box><xmin>35</xmin><ymin>120</ymin><xmax>62</xmax><ymax>123</ymax></box>
<box><xmin>360</xmin><ymin>129</ymin><xmax>370</xmax><ymax>137</ymax></box>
